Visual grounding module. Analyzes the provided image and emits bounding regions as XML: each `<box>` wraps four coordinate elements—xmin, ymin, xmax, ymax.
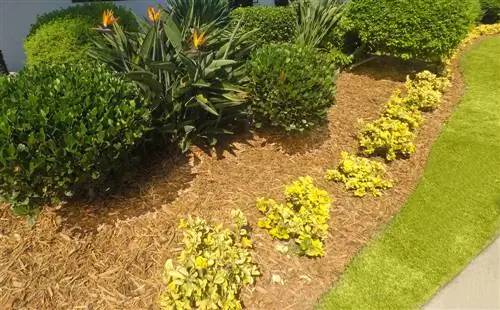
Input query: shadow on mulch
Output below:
<box><xmin>54</xmin><ymin>148</ymin><xmax>195</xmax><ymax>236</ymax></box>
<box><xmin>349</xmin><ymin>56</ymin><xmax>441</xmax><ymax>82</ymax></box>
<box><xmin>255</xmin><ymin>125</ymin><xmax>331</xmax><ymax>155</ymax></box>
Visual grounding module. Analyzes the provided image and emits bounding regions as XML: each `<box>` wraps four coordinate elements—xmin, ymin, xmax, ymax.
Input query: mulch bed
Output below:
<box><xmin>0</xmin><ymin>56</ymin><xmax>465</xmax><ymax>310</ymax></box>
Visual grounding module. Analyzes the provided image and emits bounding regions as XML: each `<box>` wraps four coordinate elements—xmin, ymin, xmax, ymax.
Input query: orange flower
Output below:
<box><xmin>147</xmin><ymin>7</ymin><xmax>161</xmax><ymax>22</ymax></box>
<box><xmin>193</xmin><ymin>31</ymin><xmax>207</xmax><ymax>50</ymax></box>
<box><xmin>102</xmin><ymin>10</ymin><xmax>117</xmax><ymax>28</ymax></box>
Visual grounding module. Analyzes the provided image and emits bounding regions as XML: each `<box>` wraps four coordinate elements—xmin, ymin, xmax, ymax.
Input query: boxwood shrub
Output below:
<box><xmin>28</xmin><ymin>2</ymin><xmax>138</xmax><ymax>37</ymax></box>
<box><xmin>0</xmin><ymin>63</ymin><xmax>151</xmax><ymax>216</ymax></box>
<box><xmin>25</xmin><ymin>18</ymin><xmax>97</xmax><ymax>67</ymax></box>
<box><xmin>248</xmin><ymin>43</ymin><xmax>337</xmax><ymax>132</ymax></box>
<box><xmin>231</xmin><ymin>6</ymin><xmax>296</xmax><ymax>48</ymax></box>
<box><xmin>25</xmin><ymin>3</ymin><xmax>138</xmax><ymax>66</ymax></box>
<box><xmin>344</xmin><ymin>0</ymin><xmax>481</xmax><ymax>61</ymax></box>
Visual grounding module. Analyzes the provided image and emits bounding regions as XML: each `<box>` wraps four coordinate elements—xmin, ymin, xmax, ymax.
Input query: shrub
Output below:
<box><xmin>0</xmin><ymin>63</ymin><xmax>151</xmax><ymax>216</ymax></box>
<box><xmin>26</xmin><ymin>3</ymin><xmax>138</xmax><ymax>66</ymax></box>
<box><xmin>248</xmin><ymin>43</ymin><xmax>337</xmax><ymax>132</ymax></box>
<box><xmin>90</xmin><ymin>8</ymin><xmax>253</xmax><ymax>152</ymax></box>
<box><xmin>28</xmin><ymin>2</ymin><xmax>138</xmax><ymax>37</ymax></box>
<box><xmin>480</xmin><ymin>0</ymin><xmax>500</xmax><ymax>23</ymax></box>
<box><xmin>24</xmin><ymin>18</ymin><xmax>97</xmax><ymax>67</ymax></box>
<box><xmin>382</xmin><ymin>90</ymin><xmax>424</xmax><ymax>131</ymax></box>
<box><xmin>257</xmin><ymin>176</ymin><xmax>332</xmax><ymax>257</ymax></box>
<box><xmin>230</xmin><ymin>6</ymin><xmax>296</xmax><ymax>47</ymax></box>
<box><xmin>326</xmin><ymin>152</ymin><xmax>393</xmax><ymax>197</ymax></box>
<box><xmin>358</xmin><ymin>118</ymin><xmax>416</xmax><ymax>161</ymax></box>
<box><xmin>160</xmin><ymin>210</ymin><xmax>260</xmax><ymax>309</ymax></box>
<box><xmin>344</xmin><ymin>0</ymin><xmax>481</xmax><ymax>61</ymax></box>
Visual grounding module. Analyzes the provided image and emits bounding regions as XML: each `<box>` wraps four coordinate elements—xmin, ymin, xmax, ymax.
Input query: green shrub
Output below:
<box><xmin>89</xmin><ymin>8</ymin><xmax>254</xmax><ymax>152</ymax></box>
<box><xmin>25</xmin><ymin>18</ymin><xmax>97</xmax><ymax>67</ymax></box>
<box><xmin>248</xmin><ymin>43</ymin><xmax>337</xmax><ymax>132</ymax></box>
<box><xmin>382</xmin><ymin>90</ymin><xmax>424</xmax><ymax>130</ymax></box>
<box><xmin>344</xmin><ymin>0</ymin><xmax>481</xmax><ymax>61</ymax></box>
<box><xmin>257</xmin><ymin>176</ymin><xmax>332</xmax><ymax>257</ymax></box>
<box><xmin>326</xmin><ymin>152</ymin><xmax>393</xmax><ymax>197</ymax></box>
<box><xmin>0</xmin><ymin>63</ymin><xmax>151</xmax><ymax>216</ymax></box>
<box><xmin>358</xmin><ymin>118</ymin><xmax>416</xmax><ymax>161</ymax></box>
<box><xmin>28</xmin><ymin>2</ymin><xmax>138</xmax><ymax>37</ymax></box>
<box><xmin>160</xmin><ymin>210</ymin><xmax>260</xmax><ymax>309</ymax></box>
<box><xmin>480</xmin><ymin>0</ymin><xmax>500</xmax><ymax>23</ymax></box>
<box><xmin>26</xmin><ymin>3</ymin><xmax>138</xmax><ymax>66</ymax></box>
<box><xmin>231</xmin><ymin>6</ymin><xmax>296</xmax><ymax>47</ymax></box>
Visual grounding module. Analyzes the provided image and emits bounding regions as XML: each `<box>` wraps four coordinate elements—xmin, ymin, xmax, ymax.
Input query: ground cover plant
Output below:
<box><xmin>317</xmin><ymin>36</ymin><xmax>500</xmax><ymax>309</ymax></box>
<box><xmin>160</xmin><ymin>210</ymin><xmax>260</xmax><ymax>309</ymax></box>
<box><xmin>326</xmin><ymin>152</ymin><xmax>393</xmax><ymax>197</ymax></box>
<box><xmin>257</xmin><ymin>176</ymin><xmax>332</xmax><ymax>257</ymax></box>
<box><xmin>343</xmin><ymin>0</ymin><xmax>480</xmax><ymax>61</ymax></box>
<box><xmin>358</xmin><ymin>118</ymin><xmax>417</xmax><ymax>161</ymax></box>
<box><xmin>0</xmin><ymin>63</ymin><xmax>150</xmax><ymax>218</ymax></box>
<box><xmin>382</xmin><ymin>91</ymin><xmax>424</xmax><ymax>131</ymax></box>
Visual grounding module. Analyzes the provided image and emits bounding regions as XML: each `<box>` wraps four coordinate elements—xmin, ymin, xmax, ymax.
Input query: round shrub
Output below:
<box><xmin>248</xmin><ymin>43</ymin><xmax>337</xmax><ymax>132</ymax></box>
<box><xmin>480</xmin><ymin>0</ymin><xmax>500</xmax><ymax>23</ymax></box>
<box><xmin>28</xmin><ymin>2</ymin><xmax>138</xmax><ymax>37</ymax></box>
<box><xmin>345</xmin><ymin>0</ymin><xmax>481</xmax><ymax>61</ymax></box>
<box><xmin>25</xmin><ymin>3</ymin><xmax>138</xmax><ymax>66</ymax></box>
<box><xmin>0</xmin><ymin>63</ymin><xmax>151</xmax><ymax>216</ymax></box>
<box><xmin>24</xmin><ymin>18</ymin><xmax>97</xmax><ymax>67</ymax></box>
<box><xmin>231</xmin><ymin>6</ymin><xmax>296</xmax><ymax>48</ymax></box>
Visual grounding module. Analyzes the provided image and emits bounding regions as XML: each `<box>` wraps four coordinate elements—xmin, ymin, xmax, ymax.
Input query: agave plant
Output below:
<box><xmin>88</xmin><ymin>7</ymin><xmax>255</xmax><ymax>152</ymax></box>
<box><xmin>294</xmin><ymin>0</ymin><xmax>347</xmax><ymax>48</ymax></box>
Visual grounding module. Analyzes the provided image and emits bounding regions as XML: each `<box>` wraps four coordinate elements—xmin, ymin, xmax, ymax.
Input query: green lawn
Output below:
<box><xmin>317</xmin><ymin>37</ymin><xmax>500</xmax><ymax>309</ymax></box>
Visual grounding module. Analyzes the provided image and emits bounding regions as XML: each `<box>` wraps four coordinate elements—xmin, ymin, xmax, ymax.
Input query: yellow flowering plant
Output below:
<box><xmin>358</xmin><ymin>117</ymin><xmax>416</xmax><ymax>161</ymax></box>
<box><xmin>160</xmin><ymin>210</ymin><xmax>260</xmax><ymax>310</ymax></box>
<box><xmin>257</xmin><ymin>176</ymin><xmax>332</xmax><ymax>257</ymax></box>
<box><xmin>327</xmin><ymin>152</ymin><xmax>393</xmax><ymax>197</ymax></box>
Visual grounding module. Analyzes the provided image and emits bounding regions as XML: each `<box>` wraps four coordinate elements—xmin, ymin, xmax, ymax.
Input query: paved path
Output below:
<box><xmin>424</xmin><ymin>237</ymin><xmax>500</xmax><ymax>310</ymax></box>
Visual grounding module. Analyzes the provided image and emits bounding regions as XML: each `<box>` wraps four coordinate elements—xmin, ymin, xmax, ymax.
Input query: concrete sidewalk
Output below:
<box><xmin>424</xmin><ymin>237</ymin><xmax>500</xmax><ymax>310</ymax></box>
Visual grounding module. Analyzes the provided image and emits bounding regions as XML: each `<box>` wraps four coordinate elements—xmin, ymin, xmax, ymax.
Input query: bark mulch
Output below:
<box><xmin>0</xmin><ymin>56</ymin><xmax>465</xmax><ymax>310</ymax></box>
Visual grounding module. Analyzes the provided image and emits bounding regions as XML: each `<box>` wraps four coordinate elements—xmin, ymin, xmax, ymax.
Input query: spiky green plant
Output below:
<box><xmin>293</xmin><ymin>0</ymin><xmax>347</xmax><ymax>48</ymax></box>
<box><xmin>88</xmin><ymin>7</ymin><xmax>255</xmax><ymax>151</ymax></box>
<box><xmin>164</xmin><ymin>0</ymin><xmax>231</xmax><ymax>28</ymax></box>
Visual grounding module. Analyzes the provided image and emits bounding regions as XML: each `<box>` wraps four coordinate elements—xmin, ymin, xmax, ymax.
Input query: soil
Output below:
<box><xmin>0</xmin><ymin>55</ymin><xmax>465</xmax><ymax>310</ymax></box>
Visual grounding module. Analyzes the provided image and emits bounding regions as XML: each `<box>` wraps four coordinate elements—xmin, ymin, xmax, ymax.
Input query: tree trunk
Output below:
<box><xmin>0</xmin><ymin>50</ymin><xmax>9</xmax><ymax>75</ymax></box>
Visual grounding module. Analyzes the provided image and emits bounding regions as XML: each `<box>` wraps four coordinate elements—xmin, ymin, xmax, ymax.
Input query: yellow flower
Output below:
<box><xmin>102</xmin><ymin>10</ymin><xmax>117</xmax><ymax>28</ymax></box>
<box><xmin>193</xmin><ymin>31</ymin><xmax>207</xmax><ymax>50</ymax></box>
<box><xmin>147</xmin><ymin>7</ymin><xmax>161</xmax><ymax>22</ymax></box>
